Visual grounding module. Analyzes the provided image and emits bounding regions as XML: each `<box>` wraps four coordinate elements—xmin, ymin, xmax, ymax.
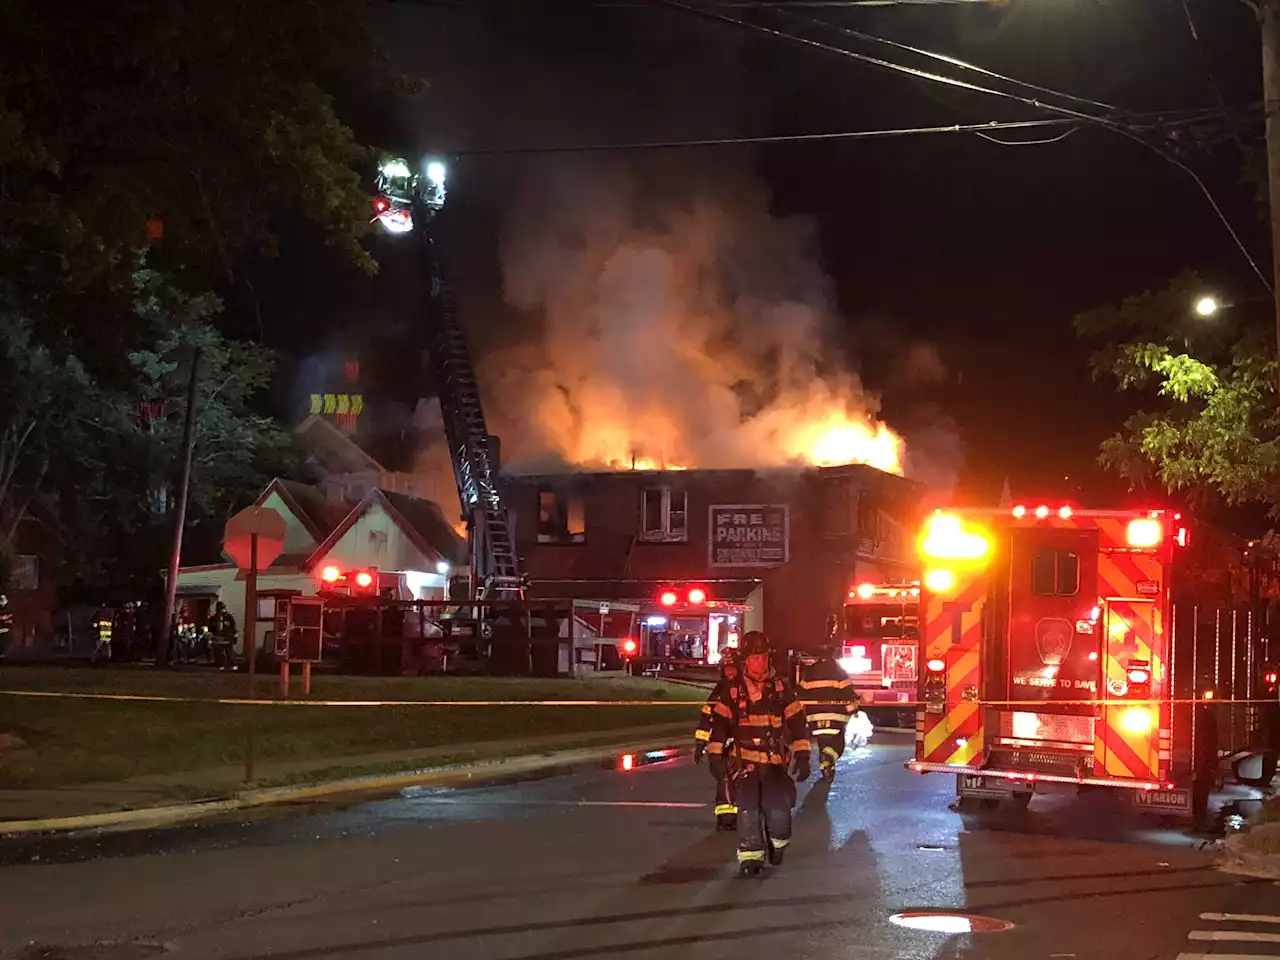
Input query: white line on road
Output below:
<box><xmin>1201</xmin><ymin>914</ymin><xmax>1280</xmax><ymax>924</ymax></box>
<box><xmin>1188</xmin><ymin>931</ymin><xmax>1280</xmax><ymax>943</ymax></box>
<box><xmin>1178</xmin><ymin>954</ymin><xmax>1280</xmax><ymax>960</ymax></box>
<box><xmin>403</xmin><ymin>798</ymin><xmax>706</xmax><ymax>808</ymax></box>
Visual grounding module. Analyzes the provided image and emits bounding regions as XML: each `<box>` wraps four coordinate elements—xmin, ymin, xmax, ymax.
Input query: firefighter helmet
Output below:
<box><xmin>739</xmin><ymin>631</ymin><xmax>770</xmax><ymax>657</ymax></box>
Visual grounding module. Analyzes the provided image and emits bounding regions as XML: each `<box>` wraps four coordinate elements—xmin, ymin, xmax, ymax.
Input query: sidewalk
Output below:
<box><xmin>0</xmin><ymin>722</ymin><xmax>690</xmax><ymax>824</ymax></box>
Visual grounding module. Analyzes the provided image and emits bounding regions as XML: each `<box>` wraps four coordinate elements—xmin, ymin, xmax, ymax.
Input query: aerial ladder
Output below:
<box><xmin>372</xmin><ymin>158</ymin><xmax>524</xmax><ymax>603</ymax></box>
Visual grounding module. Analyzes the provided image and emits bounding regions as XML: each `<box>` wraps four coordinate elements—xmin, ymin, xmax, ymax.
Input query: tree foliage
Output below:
<box><xmin>1</xmin><ymin>270</ymin><xmax>310</xmax><ymax>593</ymax></box>
<box><xmin>1074</xmin><ymin>271</ymin><xmax>1280</xmax><ymax>515</ymax></box>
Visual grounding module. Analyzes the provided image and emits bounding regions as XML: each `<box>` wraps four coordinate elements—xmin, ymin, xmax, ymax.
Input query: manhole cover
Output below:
<box><xmin>18</xmin><ymin>943</ymin><xmax>171</xmax><ymax>959</ymax></box>
<box><xmin>890</xmin><ymin>911</ymin><xmax>1015</xmax><ymax>934</ymax></box>
<box><xmin>640</xmin><ymin>866</ymin><xmax>722</xmax><ymax>884</ymax></box>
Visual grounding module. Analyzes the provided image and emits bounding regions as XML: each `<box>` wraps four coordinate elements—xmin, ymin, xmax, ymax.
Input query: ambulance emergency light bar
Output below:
<box><xmin>848</xmin><ymin>582</ymin><xmax>920</xmax><ymax>601</ymax></box>
<box><xmin>319</xmin><ymin>566</ymin><xmax>377</xmax><ymax>590</ymax></box>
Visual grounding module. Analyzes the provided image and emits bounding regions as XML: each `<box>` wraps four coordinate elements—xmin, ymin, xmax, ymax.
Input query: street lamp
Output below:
<box><xmin>1193</xmin><ymin>295</ymin><xmax>1220</xmax><ymax>318</ymax></box>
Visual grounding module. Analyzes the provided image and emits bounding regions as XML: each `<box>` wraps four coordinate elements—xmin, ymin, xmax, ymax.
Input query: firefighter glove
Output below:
<box><xmin>694</xmin><ymin>741</ymin><xmax>706</xmax><ymax>765</ymax></box>
<box><xmin>793</xmin><ymin>752</ymin><xmax>811</xmax><ymax>783</ymax></box>
<box><xmin>708</xmin><ymin>754</ymin><xmax>727</xmax><ymax>778</ymax></box>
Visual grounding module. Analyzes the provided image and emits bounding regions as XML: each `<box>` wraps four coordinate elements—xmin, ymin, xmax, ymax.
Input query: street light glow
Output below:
<box><xmin>1194</xmin><ymin>295</ymin><xmax>1219</xmax><ymax>318</ymax></box>
<box><xmin>425</xmin><ymin>160</ymin><xmax>446</xmax><ymax>184</ymax></box>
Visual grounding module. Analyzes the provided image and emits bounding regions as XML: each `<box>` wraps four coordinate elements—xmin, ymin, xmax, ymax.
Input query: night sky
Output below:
<box><xmin>244</xmin><ymin>0</ymin><xmax>1264</xmax><ymax>517</ymax></box>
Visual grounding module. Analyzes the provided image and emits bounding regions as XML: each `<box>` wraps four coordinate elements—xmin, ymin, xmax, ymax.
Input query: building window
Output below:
<box><xmin>1032</xmin><ymin>549</ymin><xmax>1079</xmax><ymax>597</ymax></box>
<box><xmin>821</xmin><ymin>480</ymin><xmax>853</xmax><ymax>537</ymax></box>
<box><xmin>11</xmin><ymin>555</ymin><xmax>37</xmax><ymax>591</ymax></box>
<box><xmin>368</xmin><ymin>530</ymin><xmax>388</xmax><ymax>556</ymax></box>
<box><xmin>640</xmin><ymin>487</ymin><xmax>687</xmax><ymax>542</ymax></box>
<box><xmin>538</xmin><ymin>488</ymin><xmax>586</xmax><ymax>544</ymax></box>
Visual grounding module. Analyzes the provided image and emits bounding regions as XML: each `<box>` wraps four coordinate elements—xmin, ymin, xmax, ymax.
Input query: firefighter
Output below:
<box><xmin>707</xmin><ymin>631</ymin><xmax>811</xmax><ymax>877</ymax></box>
<box><xmin>798</xmin><ymin>643</ymin><xmax>862</xmax><ymax>780</ymax></box>
<box><xmin>694</xmin><ymin>647</ymin><xmax>741</xmax><ymax>831</ymax></box>
<box><xmin>209</xmin><ymin>601</ymin><xmax>238</xmax><ymax>670</ymax></box>
<box><xmin>92</xmin><ymin>606</ymin><xmax>114</xmax><ymax>662</ymax></box>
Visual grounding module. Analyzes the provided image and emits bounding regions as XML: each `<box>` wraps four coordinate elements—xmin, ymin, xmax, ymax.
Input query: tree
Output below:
<box><xmin>1074</xmin><ymin>271</ymin><xmax>1280</xmax><ymax>516</ymax></box>
<box><xmin>1</xmin><ymin>269</ymin><xmax>311</xmax><ymax>594</ymax></box>
<box><xmin>0</xmin><ymin>0</ymin><xmax>405</xmax><ymax>351</ymax></box>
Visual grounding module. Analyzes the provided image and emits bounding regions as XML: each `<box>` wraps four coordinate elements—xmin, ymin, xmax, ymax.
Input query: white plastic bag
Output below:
<box><xmin>848</xmin><ymin>710</ymin><xmax>874</xmax><ymax>748</ymax></box>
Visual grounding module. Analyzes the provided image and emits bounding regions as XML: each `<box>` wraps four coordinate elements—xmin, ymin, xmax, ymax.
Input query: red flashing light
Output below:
<box><xmin>659</xmin><ymin>590</ymin><xmax>677</xmax><ymax>607</ymax></box>
<box><xmin>1176</xmin><ymin>527</ymin><xmax>1189</xmax><ymax>547</ymax></box>
<box><xmin>926</xmin><ymin>658</ymin><xmax>946</xmax><ymax>673</ymax></box>
<box><xmin>687</xmin><ymin>587</ymin><xmax>707</xmax><ymax>605</ymax></box>
<box><xmin>373</xmin><ymin>197</ymin><xmax>389</xmax><ymax>213</ymax></box>
<box><xmin>1059</xmin><ymin>505</ymin><xmax>1073</xmax><ymax>519</ymax></box>
<box><xmin>355</xmin><ymin>571</ymin><xmax>374</xmax><ymax>588</ymax></box>
<box><xmin>1012</xmin><ymin>505</ymin><xmax>1027</xmax><ymax>518</ymax></box>
<box><xmin>1035</xmin><ymin>505</ymin><xmax>1050</xmax><ymax>519</ymax></box>
<box><xmin>622</xmin><ymin>638</ymin><xmax>638</xmax><ymax>656</ymax></box>
<box><xmin>1266</xmin><ymin>671</ymin><xmax>1278</xmax><ymax>686</ymax></box>
<box><xmin>321</xmin><ymin>565</ymin><xmax>341</xmax><ymax>583</ymax></box>
<box><xmin>621</xmin><ymin>753</ymin><xmax>635</xmax><ymax>771</ymax></box>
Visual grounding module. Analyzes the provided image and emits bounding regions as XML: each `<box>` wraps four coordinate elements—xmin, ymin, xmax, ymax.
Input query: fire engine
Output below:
<box><xmin>908</xmin><ymin>504</ymin><xmax>1280</xmax><ymax>819</ymax></box>
<box><xmin>827</xmin><ymin>581</ymin><xmax>919</xmax><ymax>724</ymax></box>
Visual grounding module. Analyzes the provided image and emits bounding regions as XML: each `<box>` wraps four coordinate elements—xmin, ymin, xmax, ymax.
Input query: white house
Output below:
<box><xmin>173</xmin><ymin>478</ymin><xmax>466</xmax><ymax>654</ymax></box>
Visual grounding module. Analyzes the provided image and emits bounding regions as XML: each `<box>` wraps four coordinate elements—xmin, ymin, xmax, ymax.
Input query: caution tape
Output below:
<box><xmin>0</xmin><ymin>689</ymin><xmax>1275</xmax><ymax>708</ymax></box>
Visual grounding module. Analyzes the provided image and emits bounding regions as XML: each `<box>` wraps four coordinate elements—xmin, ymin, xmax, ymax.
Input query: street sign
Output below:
<box><xmin>224</xmin><ymin>506</ymin><xmax>287</xmax><ymax>571</ymax></box>
<box><xmin>599</xmin><ymin>602</ymin><xmax>610</xmax><ymax>616</ymax></box>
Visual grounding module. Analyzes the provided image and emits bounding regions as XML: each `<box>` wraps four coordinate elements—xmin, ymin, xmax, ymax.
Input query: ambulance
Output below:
<box><xmin>908</xmin><ymin>505</ymin><xmax>1278</xmax><ymax>818</ymax></box>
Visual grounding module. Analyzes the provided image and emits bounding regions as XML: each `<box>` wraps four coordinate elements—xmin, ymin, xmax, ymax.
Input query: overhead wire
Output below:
<box><xmin>660</xmin><ymin>0</ymin><xmax>1272</xmax><ymax>295</ymax></box>
<box><xmin>439</xmin><ymin>110</ymin><xmax>1229</xmax><ymax>157</ymax></box>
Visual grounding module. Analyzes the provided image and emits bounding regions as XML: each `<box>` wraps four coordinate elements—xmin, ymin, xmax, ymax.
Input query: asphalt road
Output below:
<box><xmin>0</xmin><ymin>732</ymin><xmax>1276</xmax><ymax>960</ymax></box>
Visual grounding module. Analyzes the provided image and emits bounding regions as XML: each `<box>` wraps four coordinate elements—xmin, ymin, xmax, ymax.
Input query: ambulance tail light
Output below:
<box><xmin>1125</xmin><ymin>660</ymin><xmax>1151</xmax><ymax>700</ymax></box>
<box><xmin>926</xmin><ymin>658</ymin><xmax>946</xmax><ymax>673</ymax></box>
<box><xmin>923</xmin><ymin>657</ymin><xmax>946</xmax><ymax>706</ymax></box>
<box><xmin>1126</xmin><ymin>518</ymin><xmax>1163</xmax><ymax>548</ymax></box>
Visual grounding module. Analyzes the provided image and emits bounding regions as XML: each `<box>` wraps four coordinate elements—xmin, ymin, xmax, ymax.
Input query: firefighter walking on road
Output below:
<box><xmin>694</xmin><ymin>647</ymin><xmax>740</xmax><ymax>831</ymax></box>
<box><xmin>798</xmin><ymin>644</ymin><xmax>862</xmax><ymax>780</ymax></box>
<box><xmin>707</xmin><ymin>631</ymin><xmax>811</xmax><ymax>877</ymax></box>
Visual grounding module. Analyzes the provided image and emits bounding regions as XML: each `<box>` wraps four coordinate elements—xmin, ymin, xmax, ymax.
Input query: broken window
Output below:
<box><xmin>640</xmin><ymin>487</ymin><xmax>688</xmax><ymax>542</ymax></box>
<box><xmin>538</xmin><ymin>488</ymin><xmax>586</xmax><ymax>544</ymax></box>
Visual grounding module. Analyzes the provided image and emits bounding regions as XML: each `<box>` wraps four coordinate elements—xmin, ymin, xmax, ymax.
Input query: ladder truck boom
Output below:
<box><xmin>374</xmin><ymin>157</ymin><xmax>523</xmax><ymax>601</ymax></box>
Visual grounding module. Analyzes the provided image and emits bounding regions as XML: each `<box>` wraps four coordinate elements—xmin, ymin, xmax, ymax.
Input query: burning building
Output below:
<box><xmin>505</xmin><ymin>461</ymin><xmax>922</xmax><ymax>662</ymax></box>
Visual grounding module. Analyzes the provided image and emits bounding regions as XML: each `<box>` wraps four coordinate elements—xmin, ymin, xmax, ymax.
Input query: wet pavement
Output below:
<box><xmin>0</xmin><ymin>732</ymin><xmax>1274</xmax><ymax>960</ymax></box>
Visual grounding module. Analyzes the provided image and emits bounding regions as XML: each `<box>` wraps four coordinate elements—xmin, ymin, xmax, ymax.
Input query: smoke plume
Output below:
<box><xmin>475</xmin><ymin>157</ymin><xmax>903</xmax><ymax>477</ymax></box>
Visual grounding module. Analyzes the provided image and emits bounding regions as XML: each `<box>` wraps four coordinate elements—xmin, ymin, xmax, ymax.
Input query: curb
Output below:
<box><xmin>0</xmin><ymin>731</ymin><xmax>688</xmax><ymax>838</ymax></box>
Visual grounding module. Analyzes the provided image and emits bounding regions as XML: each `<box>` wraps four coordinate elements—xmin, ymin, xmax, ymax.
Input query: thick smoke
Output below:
<box><xmin>476</xmin><ymin>157</ymin><xmax>904</xmax><ymax>477</ymax></box>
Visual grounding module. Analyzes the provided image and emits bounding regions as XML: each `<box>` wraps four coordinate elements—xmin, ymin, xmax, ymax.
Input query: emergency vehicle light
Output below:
<box><xmin>373</xmin><ymin>197</ymin><xmax>389</xmax><ymax>213</ymax></box>
<box><xmin>1059</xmin><ymin>506</ymin><xmax>1073</xmax><ymax>519</ymax></box>
<box><xmin>924</xmin><ymin>568</ymin><xmax>954</xmax><ymax>593</ymax></box>
<box><xmin>621</xmin><ymin>638</ymin><xmax>638</xmax><ymax>655</ymax></box>
<box><xmin>660</xmin><ymin>591</ymin><xmax>678</xmax><ymax>607</ymax></box>
<box><xmin>1012</xmin><ymin>505</ymin><xmax>1027</xmax><ymax>518</ymax></box>
<box><xmin>1120</xmin><ymin>707</ymin><xmax>1153</xmax><ymax>735</ymax></box>
<box><xmin>1035</xmin><ymin>505</ymin><xmax>1050</xmax><ymax>519</ymax></box>
<box><xmin>1126</xmin><ymin>518</ymin><xmax>1163</xmax><ymax>548</ymax></box>
<box><xmin>355</xmin><ymin>571</ymin><xmax>374</xmax><ymax>588</ymax></box>
<box><xmin>1266</xmin><ymin>670</ymin><xmax>1278</xmax><ymax>686</ymax></box>
<box><xmin>321</xmin><ymin>566</ymin><xmax>341</xmax><ymax>583</ymax></box>
<box><xmin>687</xmin><ymin>587</ymin><xmax>707</xmax><ymax>605</ymax></box>
<box><xmin>856</xmin><ymin>582</ymin><xmax>876</xmax><ymax>600</ymax></box>
<box><xmin>1126</xmin><ymin>667</ymin><xmax>1150</xmax><ymax>685</ymax></box>
<box><xmin>926</xmin><ymin>658</ymin><xmax>946</xmax><ymax>673</ymax></box>
<box><xmin>919</xmin><ymin>514</ymin><xmax>990</xmax><ymax>561</ymax></box>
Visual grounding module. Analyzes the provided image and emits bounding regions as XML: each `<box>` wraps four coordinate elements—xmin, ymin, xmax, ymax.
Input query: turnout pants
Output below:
<box><xmin>812</xmin><ymin>723</ymin><xmax>847</xmax><ymax>772</ymax></box>
<box><xmin>736</xmin><ymin>764</ymin><xmax>796</xmax><ymax>864</ymax></box>
<box><xmin>714</xmin><ymin>774</ymin><xmax>736</xmax><ymax>819</ymax></box>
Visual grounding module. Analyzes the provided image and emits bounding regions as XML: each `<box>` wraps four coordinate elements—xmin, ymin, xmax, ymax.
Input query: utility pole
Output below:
<box><xmin>1262</xmin><ymin>0</ymin><xmax>1280</xmax><ymax>354</ymax></box>
<box><xmin>159</xmin><ymin>346</ymin><xmax>202</xmax><ymax>666</ymax></box>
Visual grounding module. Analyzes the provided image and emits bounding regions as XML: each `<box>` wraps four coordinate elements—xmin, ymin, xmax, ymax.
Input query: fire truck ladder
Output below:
<box><xmin>409</xmin><ymin>195</ymin><xmax>524</xmax><ymax>602</ymax></box>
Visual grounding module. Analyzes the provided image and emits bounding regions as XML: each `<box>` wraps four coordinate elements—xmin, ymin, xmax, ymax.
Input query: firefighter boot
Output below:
<box><xmin>768</xmin><ymin>838</ymin><xmax>788</xmax><ymax>866</ymax></box>
<box><xmin>717</xmin><ymin>811</ymin><xmax>738</xmax><ymax>831</ymax></box>
<box><xmin>820</xmin><ymin>745</ymin><xmax>840</xmax><ymax>781</ymax></box>
<box><xmin>738</xmin><ymin>859</ymin><xmax>763</xmax><ymax>877</ymax></box>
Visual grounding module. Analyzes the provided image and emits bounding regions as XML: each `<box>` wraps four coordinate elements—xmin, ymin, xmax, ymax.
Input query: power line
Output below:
<box><xmin>662</xmin><ymin>0</ymin><xmax>1272</xmax><ymax>295</ymax></box>
<box><xmin>436</xmin><ymin>107</ymin><xmax>1238</xmax><ymax>156</ymax></box>
<box><xmin>793</xmin><ymin>15</ymin><xmax>1122</xmax><ymax>114</ymax></box>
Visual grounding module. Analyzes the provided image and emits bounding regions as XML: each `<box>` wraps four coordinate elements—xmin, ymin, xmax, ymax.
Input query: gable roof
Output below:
<box><xmin>305</xmin><ymin>488</ymin><xmax>467</xmax><ymax>571</ymax></box>
<box><xmin>295</xmin><ymin>414</ymin><xmax>385</xmax><ymax>476</ymax></box>
<box><xmin>254</xmin><ymin>478</ymin><xmax>353</xmax><ymax>544</ymax></box>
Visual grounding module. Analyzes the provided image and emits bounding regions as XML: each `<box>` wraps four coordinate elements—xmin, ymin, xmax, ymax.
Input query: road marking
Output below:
<box><xmin>1201</xmin><ymin>914</ymin><xmax>1280</xmax><ymax>924</ymax></box>
<box><xmin>1177</xmin><ymin>955</ymin><xmax>1280</xmax><ymax>960</ymax></box>
<box><xmin>404</xmin><ymin>798</ymin><xmax>705</xmax><ymax>808</ymax></box>
<box><xmin>1188</xmin><ymin>931</ymin><xmax>1280</xmax><ymax>943</ymax></box>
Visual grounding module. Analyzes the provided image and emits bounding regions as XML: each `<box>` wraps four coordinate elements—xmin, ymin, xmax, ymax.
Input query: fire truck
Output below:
<box><xmin>908</xmin><ymin>504</ymin><xmax>1280</xmax><ymax>819</ymax></box>
<box><xmin>824</xmin><ymin>581</ymin><xmax>919</xmax><ymax>725</ymax></box>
